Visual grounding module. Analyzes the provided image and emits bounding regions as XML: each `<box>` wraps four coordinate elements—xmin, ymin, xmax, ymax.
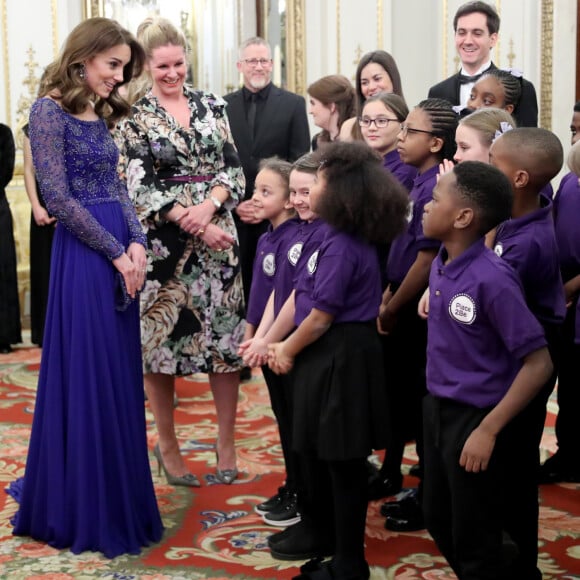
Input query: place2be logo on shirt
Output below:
<box><xmin>288</xmin><ymin>242</ymin><xmax>303</xmax><ymax>266</ymax></box>
<box><xmin>449</xmin><ymin>293</ymin><xmax>476</xmax><ymax>325</ymax></box>
<box><xmin>262</xmin><ymin>253</ymin><xmax>276</xmax><ymax>276</ymax></box>
<box><xmin>307</xmin><ymin>251</ymin><xmax>319</xmax><ymax>275</ymax></box>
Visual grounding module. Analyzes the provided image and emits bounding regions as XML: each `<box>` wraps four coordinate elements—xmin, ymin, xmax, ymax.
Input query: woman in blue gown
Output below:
<box><xmin>7</xmin><ymin>18</ymin><xmax>163</xmax><ymax>558</ymax></box>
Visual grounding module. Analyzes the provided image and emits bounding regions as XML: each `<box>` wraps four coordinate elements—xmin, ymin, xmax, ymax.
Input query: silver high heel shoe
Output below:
<box><xmin>215</xmin><ymin>450</ymin><xmax>238</xmax><ymax>485</ymax></box>
<box><xmin>153</xmin><ymin>443</ymin><xmax>201</xmax><ymax>487</ymax></box>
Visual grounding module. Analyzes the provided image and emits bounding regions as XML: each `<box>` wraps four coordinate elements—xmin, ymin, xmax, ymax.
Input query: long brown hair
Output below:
<box><xmin>351</xmin><ymin>50</ymin><xmax>405</xmax><ymax>140</ymax></box>
<box><xmin>308</xmin><ymin>75</ymin><xmax>355</xmax><ymax>143</ymax></box>
<box><xmin>43</xmin><ymin>17</ymin><xmax>145</xmax><ymax>127</ymax></box>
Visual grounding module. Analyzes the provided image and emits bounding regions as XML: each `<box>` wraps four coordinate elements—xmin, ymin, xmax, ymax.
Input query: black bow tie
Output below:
<box><xmin>458</xmin><ymin>72</ymin><xmax>484</xmax><ymax>85</ymax></box>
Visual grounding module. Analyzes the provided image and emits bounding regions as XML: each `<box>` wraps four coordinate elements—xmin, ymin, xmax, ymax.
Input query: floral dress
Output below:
<box><xmin>116</xmin><ymin>87</ymin><xmax>246</xmax><ymax>375</ymax></box>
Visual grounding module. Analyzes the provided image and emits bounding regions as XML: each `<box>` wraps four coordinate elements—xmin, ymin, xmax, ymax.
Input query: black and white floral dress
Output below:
<box><xmin>116</xmin><ymin>87</ymin><xmax>246</xmax><ymax>376</ymax></box>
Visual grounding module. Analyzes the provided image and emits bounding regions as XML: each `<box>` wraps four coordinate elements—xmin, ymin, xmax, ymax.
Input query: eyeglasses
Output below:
<box><xmin>399</xmin><ymin>124</ymin><xmax>436</xmax><ymax>138</ymax></box>
<box><xmin>241</xmin><ymin>58</ymin><xmax>272</xmax><ymax>67</ymax></box>
<box><xmin>358</xmin><ymin>116</ymin><xmax>399</xmax><ymax>128</ymax></box>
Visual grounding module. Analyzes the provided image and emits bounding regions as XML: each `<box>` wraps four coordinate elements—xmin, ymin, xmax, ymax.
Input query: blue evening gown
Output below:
<box><xmin>7</xmin><ymin>98</ymin><xmax>163</xmax><ymax>558</ymax></box>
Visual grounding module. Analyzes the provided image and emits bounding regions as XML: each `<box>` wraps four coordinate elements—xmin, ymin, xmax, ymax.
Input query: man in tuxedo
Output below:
<box><xmin>224</xmin><ymin>37</ymin><xmax>310</xmax><ymax>305</ymax></box>
<box><xmin>428</xmin><ymin>0</ymin><xmax>538</xmax><ymax>127</ymax></box>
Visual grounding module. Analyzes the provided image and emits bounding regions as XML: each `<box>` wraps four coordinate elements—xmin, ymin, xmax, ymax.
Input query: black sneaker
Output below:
<box><xmin>262</xmin><ymin>492</ymin><xmax>301</xmax><ymax>526</ymax></box>
<box><xmin>255</xmin><ymin>487</ymin><xmax>287</xmax><ymax>515</ymax></box>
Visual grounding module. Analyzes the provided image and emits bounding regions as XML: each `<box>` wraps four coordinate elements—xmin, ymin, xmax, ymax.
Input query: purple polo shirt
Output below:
<box><xmin>493</xmin><ymin>195</ymin><xmax>565</xmax><ymax>325</ymax></box>
<box><xmin>540</xmin><ymin>182</ymin><xmax>554</xmax><ymax>200</ymax></box>
<box><xmin>553</xmin><ymin>172</ymin><xmax>580</xmax><ymax>343</ymax></box>
<box><xmin>294</xmin><ymin>226</ymin><xmax>382</xmax><ymax>326</ymax></box>
<box><xmin>272</xmin><ymin>218</ymin><xmax>329</xmax><ymax>317</ymax></box>
<box><xmin>383</xmin><ymin>149</ymin><xmax>417</xmax><ymax>191</ymax></box>
<box><xmin>386</xmin><ymin>164</ymin><xmax>441</xmax><ymax>285</ymax></box>
<box><xmin>246</xmin><ymin>218</ymin><xmax>301</xmax><ymax>326</ymax></box>
<box><xmin>554</xmin><ymin>172</ymin><xmax>580</xmax><ymax>281</ymax></box>
<box><xmin>427</xmin><ymin>239</ymin><xmax>547</xmax><ymax>408</ymax></box>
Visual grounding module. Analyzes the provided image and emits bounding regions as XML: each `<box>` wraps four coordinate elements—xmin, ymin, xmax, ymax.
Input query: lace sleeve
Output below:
<box><xmin>29</xmin><ymin>99</ymin><xmax>125</xmax><ymax>260</ymax></box>
<box><xmin>116</xmin><ymin>174</ymin><xmax>147</xmax><ymax>246</ymax></box>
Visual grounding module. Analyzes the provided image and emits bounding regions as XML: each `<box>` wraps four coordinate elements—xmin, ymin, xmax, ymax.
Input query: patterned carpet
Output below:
<box><xmin>0</xmin><ymin>345</ymin><xmax>579</xmax><ymax>579</ymax></box>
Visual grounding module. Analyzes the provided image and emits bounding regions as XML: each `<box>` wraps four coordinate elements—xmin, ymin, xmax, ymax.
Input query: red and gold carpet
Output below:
<box><xmin>0</xmin><ymin>345</ymin><xmax>579</xmax><ymax>579</ymax></box>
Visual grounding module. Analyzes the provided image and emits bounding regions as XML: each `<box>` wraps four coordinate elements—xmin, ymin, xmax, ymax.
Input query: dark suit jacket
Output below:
<box><xmin>428</xmin><ymin>62</ymin><xmax>538</xmax><ymax>128</ymax></box>
<box><xmin>224</xmin><ymin>84</ymin><xmax>310</xmax><ymax>200</ymax></box>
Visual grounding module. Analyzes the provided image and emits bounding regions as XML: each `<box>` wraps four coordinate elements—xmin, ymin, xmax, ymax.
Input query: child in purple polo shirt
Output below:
<box><xmin>243</xmin><ymin>158</ymin><xmax>296</xmax><ymax>341</ymax></box>
<box><xmin>489</xmin><ymin>127</ymin><xmax>565</xmax><ymax>579</ymax></box>
<box><xmin>360</xmin><ymin>92</ymin><xmax>417</xmax><ymax>191</ymax></box>
<box><xmin>539</xmin><ymin>124</ymin><xmax>580</xmax><ymax>484</ymax></box>
<box><xmin>421</xmin><ymin>161</ymin><xmax>552</xmax><ymax>580</ymax></box>
<box><xmin>268</xmin><ymin>142</ymin><xmax>409</xmax><ymax>579</ymax></box>
<box><xmin>238</xmin><ymin>157</ymin><xmax>301</xmax><ymax>527</ymax></box>
<box><xmin>375</xmin><ymin>99</ymin><xmax>458</xmax><ymax>529</ymax></box>
<box><xmin>239</xmin><ymin>154</ymin><xmax>329</xmax><ymax>531</ymax></box>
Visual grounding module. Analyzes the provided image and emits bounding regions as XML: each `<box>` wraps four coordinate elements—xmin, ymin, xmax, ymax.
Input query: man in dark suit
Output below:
<box><xmin>224</xmin><ymin>37</ymin><xmax>310</xmax><ymax>305</ymax></box>
<box><xmin>428</xmin><ymin>1</ymin><xmax>538</xmax><ymax>127</ymax></box>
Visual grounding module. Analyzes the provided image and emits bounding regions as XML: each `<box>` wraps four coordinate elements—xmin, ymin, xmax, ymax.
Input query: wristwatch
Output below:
<box><xmin>209</xmin><ymin>195</ymin><xmax>222</xmax><ymax>210</ymax></box>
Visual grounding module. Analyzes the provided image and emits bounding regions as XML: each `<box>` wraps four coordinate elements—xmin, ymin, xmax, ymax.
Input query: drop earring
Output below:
<box><xmin>78</xmin><ymin>64</ymin><xmax>86</xmax><ymax>81</ymax></box>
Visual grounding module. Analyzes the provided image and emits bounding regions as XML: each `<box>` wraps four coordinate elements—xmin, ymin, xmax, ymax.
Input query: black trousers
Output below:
<box><xmin>261</xmin><ymin>365</ymin><xmax>300</xmax><ymax>493</ymax></box>
<box><xmin>300</xmin><ymin>453</ymin><xmax>369</xmax><ymax>577</ymax></box>
<box><xmin>499</xmin><ymin>322</ymin><xmax>560</xmax><ymax>580</ymax></box>
<box><xmin>423</xmin><ymin>395</ymin><xmax>517</xmax><ymax>580</ymax></box>
<box><xmin>380</xmin><ymin>296</ymin><xmax>427</xmax><ymax>478</ymax></box>
<box><xmin>554</xmin><ymin>299</ymin><xmax>580</xmax><ymax>462</ymax></box>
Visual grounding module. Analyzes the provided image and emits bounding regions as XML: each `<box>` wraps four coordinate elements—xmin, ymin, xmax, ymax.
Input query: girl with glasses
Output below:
<box><xmin>340</xmin><ymin>50</ymin><xmax>405</xmax><ymax>143</ymax></box>
<box><xmin>360</xmin><ymin>93</ymin><xmax>417</xmax><ymax>191</ymax></box>
<box><xmin>376</xmin><ymin>99</ymin><xmax>458</xmax><ymax>533</ymax></box>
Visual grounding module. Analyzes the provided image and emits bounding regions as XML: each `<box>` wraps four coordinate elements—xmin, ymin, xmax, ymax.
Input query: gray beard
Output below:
<box><xmin>250</xmin><ymin>77</ymin><xmax>269</xmax><ymax>90</ymax></box>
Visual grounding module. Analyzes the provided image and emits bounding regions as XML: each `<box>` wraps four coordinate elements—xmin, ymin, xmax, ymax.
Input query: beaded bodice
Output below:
<box><xmin>29</xmin><ymin>98</ymin><xmax>145</xmax><ymax>260</ymax></box>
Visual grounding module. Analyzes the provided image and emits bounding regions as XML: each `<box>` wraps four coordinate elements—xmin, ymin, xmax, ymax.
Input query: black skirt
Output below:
<box><xmin>291</xmin><ymin>322</ymin><xmax>388</xmax><ymax>461</ymax></box>
<box><xmin>0</xmin><ymin>194</ymin><xmax>22</xmax><ymax>345</ymax></box>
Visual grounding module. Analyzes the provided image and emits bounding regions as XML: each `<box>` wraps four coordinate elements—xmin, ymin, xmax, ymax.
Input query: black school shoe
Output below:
<box><xmin>408</xmin><ymin>463</ymin><xmax>423</xmax><ymax>479</ymax></box>
<box><xmin>293</xmin><ymin>558</ymin><xmax>370</xmax><ymax>580</ymax></box>
<box><xmin>367</xmin><ymin>471</ymin><xmax>403</xmax><ymax>501</ymax></box>
<box><xmin>262</xmin><ymin>492</ymin><xmax>301</xmax><ymax>526</ymax></box>
<box><xmin>384</xmin><ymin>492</ymin><xmax>425</xmax><ymax>532</ymax></box>
<box><xmin>538</xmin><ymin>453</ymin><xmax>580</xmax><ymax>484</ymax></box>
<box><xmin>268</xmin><ymin>522</ymin><xmax>298</xmax><ymax>547</ymax></box>
<box><xmin>380</xmin><ymin>488</ymin><xmax>418</xmax><ymax>518</ymax></box>
<box><xmin>269</xmin><ymin>520</ymin><xmax>334</xmax><ymax>561</ymax></box>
